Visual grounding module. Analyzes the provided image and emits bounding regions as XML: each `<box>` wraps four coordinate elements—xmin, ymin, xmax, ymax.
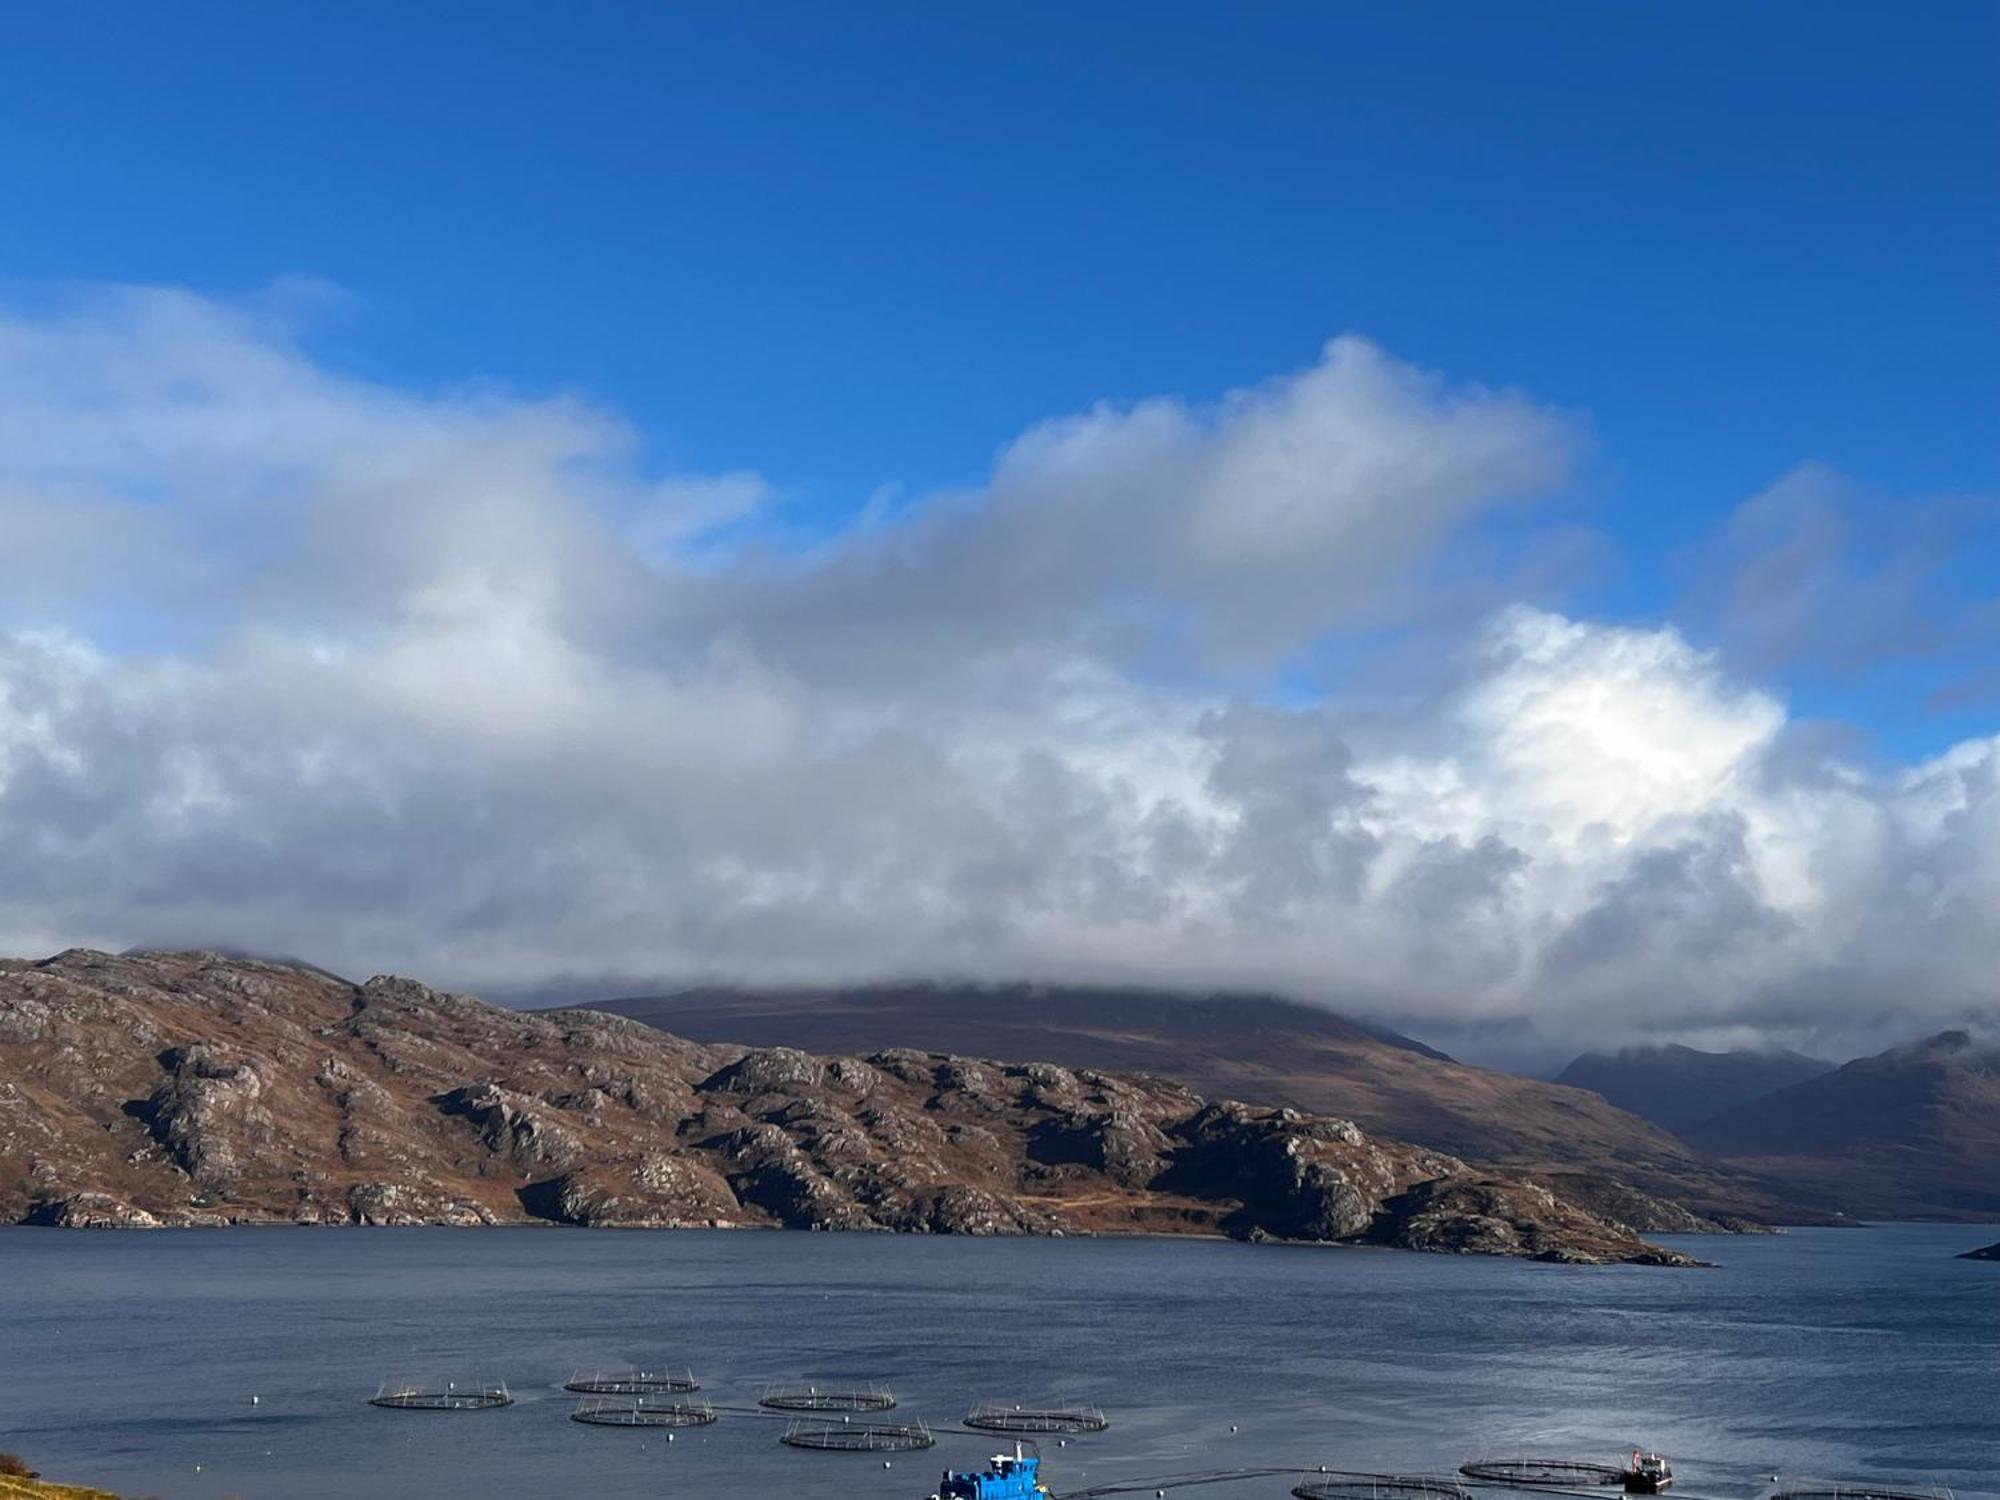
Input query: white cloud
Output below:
<box><xmin>0</xmin><ymin>287</ymin><xmax>1992</xmax><ymax>1061</ymax></box>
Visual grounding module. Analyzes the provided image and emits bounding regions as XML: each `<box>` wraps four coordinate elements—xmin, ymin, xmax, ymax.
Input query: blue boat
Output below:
<box><xmin>930</xmin><ymin>1446</ymin><xmax>1049</xmax><ymax>1499</ymax></box>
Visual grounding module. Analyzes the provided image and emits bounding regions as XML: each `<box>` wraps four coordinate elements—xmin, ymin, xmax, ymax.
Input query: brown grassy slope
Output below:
<box><xmin>0</xmin><ymin>1479</ymin><xmax>121</xmax><ymax>1500</ymax></box>
<box><xmin>0</xmin><ymin>1455</ymin><xmax>118</xmax><ymax>1500</ymax></box>
<box><xmin>1691</xmin><ymin>1031</ymin><xmax>2000</xmax><ymax>1219</ymax></box>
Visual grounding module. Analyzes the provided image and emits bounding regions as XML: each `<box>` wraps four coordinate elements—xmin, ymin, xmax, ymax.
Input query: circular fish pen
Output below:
<box><xmin>965</xmin><ymin>1400</ymin><xmax>1109</xmax><ymax>1435</ymax></box>
<box><xmin>1775</xmin><ymin>1487</ymin><xmax>1955</xmax><ymax>1500</ymax></box>
<box><xmin>780</xmin><ymin>1417</ymin><xmax>935</xmax><ymax>1452</ymax></box>
<box><xmin>564</xmin><ymin>1368</ymin><xmax>700</xmax><ymax>1395</ymax></box>
<box><xmin>369</xmin><ymin>1380</ymin><xmax>512</xmax><ymax>1411</ymax></box>
<box><xmin>570</xmin><ymin>1395</ymin><xmax>717</xmax><ymax>1428</ymax></box>
<box><xmin>1297</xmin><ymin>1477</ymin><xmax>1475</xmax><ymax>1500</ymax></box>
<box><xmin>1461</xmin><ymin>1461</ymin><xmax>1629</xmax><ymax>1488</ymax></box>
<box><xmin>759</xmin><ymin>1382</ymin><xmax>897</xmax><ymax>1413</ymax></box>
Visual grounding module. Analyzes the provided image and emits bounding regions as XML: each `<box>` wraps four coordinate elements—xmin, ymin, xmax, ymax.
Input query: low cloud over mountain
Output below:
<box><xmin>0</xmin><ymin>288</ymin><xmax>1994</xmax><ymax>1059</ymax></box>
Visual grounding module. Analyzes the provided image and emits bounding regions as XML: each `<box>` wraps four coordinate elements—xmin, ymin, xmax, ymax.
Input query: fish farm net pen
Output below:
<box><xmin>569</xmin><ymin>1396</ymin><xmax>718</xmax><ymax>1427</ymax></box>
<box><xmin>564</xmin><ymin>1368</ymin><xmax>700</xmax><ymax>1394</ymax></box>
<box><xmin>1460</xmin><ymin>1462</ymin><xmax>1629</xmax><ymax>1489</ymax></box>
<box><xmin>759</xmin><ymin>1381</ymin><xmax>898</xmax><ymax>1412</ymax></box>
<box><xmin>965</xmin><ymin>1401</ymin><xmax>1110</xmax><ymax>1435</ymax></box>
<box><xmin>1295</xmin><ymin>1475</ymin><xmax>1477</xmax><ymax>1500</ymax></box>
<box><xmin>778</xmin><ymin>1418</ymin><xmax>936</xmax><ymax>1452</ymax></box>
<box><xmin>1054</xmin><ymin>1470</ymin><xmax>1297</xmax><ymax>1497</ymax></box>
<box><xmin>1774</xmin><ymin>1487</ymin><xmax>1957</xmax><ymax>1500</ymax></box>
<box><xmin>368</xmin><ymin>1379</ymin><xmax>512</xmax><ymax>1411</ymax></box>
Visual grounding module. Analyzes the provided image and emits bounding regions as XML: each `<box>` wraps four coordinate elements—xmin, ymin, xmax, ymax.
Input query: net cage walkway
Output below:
<box><xmin>966</xmin><ymin>1400</ymin><xmax>1109</xmax><ymax>1435</ymax></box>
<box><xmin>369</xmin><ymin>1379</ymin><xmax>512</xmax><ymax>1411</ymax></box>
<box><xmin>779</xmin><ymin>1417</ymin><xmax>936</xmax><ymax>1451</ymax></box>
<box><xmin>1773</xmin><ymin>1486</ymin><xmax>1958</xmax><ymax>1500</ymax></box>
<box><xmin>564</xmin><ymin>1368</ymin><xmax>701</xmax><ymax>1395</ymax></box>
<box><xmin>1296</xmin><ymin>1475</ymin><xmax>1477</xmax><ymax>1500</ymax></box>
<box><xmin>570</xmin><ymin>1395</ymin><xmax>718</xmax><ymax>1427</ymax></box>
<box><xmin>759</xmin><ymin>1381</ymin><xmax>897</xmax><ymax>1412</ymax></box>
<box><xmin>1461</xmin><ymin>1461</ymin><xmax>1630</xmax><ymax>1488</ymax></box>
<box><xmin>1055</xmin><ymin>1469</ymin><xmax>1297</xmax><ymax>1498</ymax></box>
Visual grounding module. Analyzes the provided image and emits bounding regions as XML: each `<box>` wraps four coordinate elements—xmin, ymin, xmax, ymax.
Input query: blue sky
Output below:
<box><xmin>0</xmin><ymin>4</ymin><xmax>1995</xmax><ymax>1043</ymax></box>
<box><xmin>5</xmin><ymin>4</ymin><xmax>1994</xmax><ymax>749</ymax></box>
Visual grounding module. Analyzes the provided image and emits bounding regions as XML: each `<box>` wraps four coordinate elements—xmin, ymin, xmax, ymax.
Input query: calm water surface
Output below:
<box><xmin>0</xmin><ymin>1225</ymin><xmax>1993</xmax><ymax>1500</ymax></box>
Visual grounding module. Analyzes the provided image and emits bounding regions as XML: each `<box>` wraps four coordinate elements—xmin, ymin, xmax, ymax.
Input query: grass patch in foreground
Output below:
<box><xmin>0</xmin><ymin>1456</ymin><xmax>121</xmax><ymax>1500</ymax></box>
<box><xmin>0</xmin><ymin>1479</ymin><xmax>122</xmax><ymax>1500</ymax></box>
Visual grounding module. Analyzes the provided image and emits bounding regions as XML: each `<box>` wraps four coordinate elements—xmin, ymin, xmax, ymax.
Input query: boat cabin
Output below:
<box><xmin>1626</xmin><ymin>1453</ymin><xmax>1674</xmax><ymax>1494</ymax></box>
<box><xmin>932</xmin><ymin>1450</ymin><xmax>1045</xmax><ymax>1500</ymax></box>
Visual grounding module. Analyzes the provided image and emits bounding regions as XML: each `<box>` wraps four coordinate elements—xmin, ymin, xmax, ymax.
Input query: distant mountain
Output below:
<box><xmin>579</xmin><ymin>982</ymin><xmax>1817</xmax><ymax>1225</ymax></box>
<box><xmin>1555</xmin><ymin>1044</ymin><xmax>1836</xmax><ymax>1136</ymax></box>
<box><xmin>1689</xmin><ymin>1030</ymin><xmax>2000</xmax><ymax>1219</ymax></box>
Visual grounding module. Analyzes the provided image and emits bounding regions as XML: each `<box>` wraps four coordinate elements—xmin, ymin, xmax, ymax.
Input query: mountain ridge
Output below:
<box><xmin>1690</xmin><ymin>1028</ymin><xmax>2000</xmax><ymax>1218</ymax></box>
<box><xmin>576</xmin><ymin>981</ymin><xmax>1816</xmax><ymax>1225</ymax></box>
<box><xmin>1554</xmin><ymin>1043</ymin><xmax>1837</xmax><ymax>1137</ymax></box>
<box><xmin>0</xmin><ymin>950</ymin><xmax>1703</xmax><ymax>1265</ymax></box>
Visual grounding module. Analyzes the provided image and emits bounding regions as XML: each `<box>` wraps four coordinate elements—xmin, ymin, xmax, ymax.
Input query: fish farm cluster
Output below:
<box><xmin>366</xmin><ymin>1366</ymin><xmax>1111</xmax><ymax>1462</ymax></box>
<box><xmin>366</xmin><ymin>1376</ymin><xmax>1960</xmax><ymax>1500</ymax></box>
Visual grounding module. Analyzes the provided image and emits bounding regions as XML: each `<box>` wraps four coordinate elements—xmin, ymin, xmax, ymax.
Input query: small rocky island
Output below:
<box><xmin>1960</xmin><ymin>1241</ymin><xmax>2000</xmax><ymax>1260</ymax></box>
<box><xmin>0</xmin><ymin>950</ymin><xmax>1702</xmax><ymax>1265</ymax></box>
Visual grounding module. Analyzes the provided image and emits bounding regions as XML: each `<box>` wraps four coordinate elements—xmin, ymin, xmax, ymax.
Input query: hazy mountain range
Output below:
<box><xmin>1688</xmin><ymin>1031</ymin><xmax>2000</xmax><ymax>1218</ymax></box>
<box><xmin>1554</xmin><ymin>1044</ymin><xmax>1837</xmax><ymax>1136</ymax></box>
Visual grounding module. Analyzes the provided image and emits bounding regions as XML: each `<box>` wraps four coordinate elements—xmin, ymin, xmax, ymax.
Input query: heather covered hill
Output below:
<box><xmin>1555</xmin><ymin>1043</ymin><xmax>1836</xmax><ymax>1136</ymax></box>
<box><xmin>583</xmin><ymin>982</ymin><xmax>1806</xmax><ymax>1224</ymax></box>
<box><xmin>1690</xmin><ymin>1031</ymin><xmax>2000</xmax><ymax>1219</ymax></box>
<box><xmin>0</xmin><ymin>951</ymin><xmax>1700</xmax><ymax>1264</ymax></box>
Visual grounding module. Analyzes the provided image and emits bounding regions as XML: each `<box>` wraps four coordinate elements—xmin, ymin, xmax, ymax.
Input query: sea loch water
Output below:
<box><xmin>0</xmin><ymin>1224</ymin><xmax>1993</xmax><ymax>1500</ymax></box>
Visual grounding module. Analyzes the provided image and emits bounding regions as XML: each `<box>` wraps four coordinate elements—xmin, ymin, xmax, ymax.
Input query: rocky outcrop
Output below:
<box><xmin>22</xmin><ymin>1192</ymin><xmax>164</xmax><ymax>1230</ymax></box>
<box><xmin>1524</xmin><ymin>1171</ymin><xmax>1762</xmax><ymax>1235</ymax></box>
<box><xmin>1164</xmin><ymin>1101</ymin><xmax>1451</xmax><ymax>1241</ymax></box>
<box><xmin>0</xmin><ymin>950</ymin><xmax>1695</xmax><ymax>1265</ymax></box>
<box><xmin>1960</xmin><ymin>1241</ymin><xmax>2000</xmax><ymax>1261</ymax></box>
<box><xmin>1371</xmin><ymin>1178</ymin><xmax>1706</xmax><ymax>1266</ymax></box>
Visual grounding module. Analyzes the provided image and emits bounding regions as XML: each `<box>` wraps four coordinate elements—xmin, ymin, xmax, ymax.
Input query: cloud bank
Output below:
<box><xmin>0</xmin><ymin>288</ymin><xmax>1993</xmax><ymax>1061</ymax></box>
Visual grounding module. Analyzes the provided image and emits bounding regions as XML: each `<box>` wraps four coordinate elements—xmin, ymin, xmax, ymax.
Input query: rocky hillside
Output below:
<box><xmin>583</xmin><ymin>983</ymin><xmax>1803</xmax><ymax>1224</ymax></box>
<box><xmin>0</xmin><ymin>951</ymin><xmax>1697</xmax><ymax>1264</ymax></box>
<box><xmin>1690</xmin><ymin>1031</ymin><xmax>2000</xmax><ymax>1219</ymax></box>
<box><xmin>1555</xmin><ymin>1043</ymin><xmax>1835</xmax><ymax>1137</ymax></box>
